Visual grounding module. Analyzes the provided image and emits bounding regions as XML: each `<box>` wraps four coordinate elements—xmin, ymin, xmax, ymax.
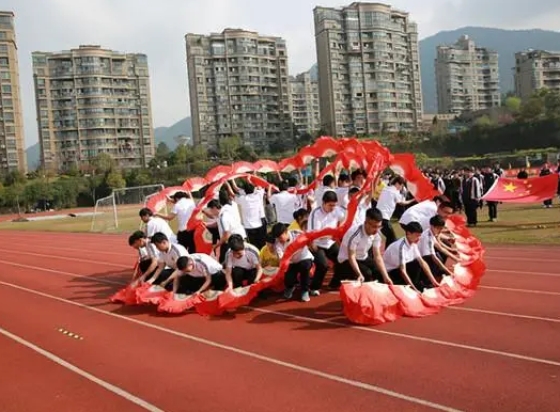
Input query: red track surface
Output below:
<box><xmin>0</xmin><ymin>231</ymin><xmax>559</xmax><ymax>412</ymax></box>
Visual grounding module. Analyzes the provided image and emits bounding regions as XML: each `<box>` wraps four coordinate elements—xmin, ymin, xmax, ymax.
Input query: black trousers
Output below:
<box><xmin>422</xmin><ymin>255</ymin><xmax>444</xmax><ymax>281</ymax></box>
<box><xmin>388</xmin><ymin>261</ymin><xmax>432</xmax><ymax>291</ymax></box>
<box><xmin>245</xmin><ymin>220</ymin><xmax>267</xmax><ymax>249</ymax></box>
<box><xmin>176</xmin><ymin>271</ymin><xmax>227</xmax><ymax>294</ymax></box>
<box><xmin>381</xmin><ymin>219</ymin><xmax>397</xmax><ymax>246</ymax></box>
<box><xmin>177</xmin><ymin>230</ymin><xmax>196</xmax><ymax>253</ymax></box>
<box><xmin>231</xmin><ymin>267</ymin><xmax>258</xmax><ymax>288</ymax></box>
<box><xmin>284</xmin><ymin>259</ymin><xmax>313</xmax><ymax>292</ymax></box>
<box><xmin>153</xmin><ymin>268</ymin><xmax>175</xmax><ymax>291</ymax></box>
<box><xmin>310</xmin><ymin>243</ymin><xmax>339</xmax><ymax>290</ymax></box>
<box><xmin>544</xmin><ymin>199</ymin><xmax>553</xmax><ymax>206</ymax></box>
<box><xmin>138</xmin><ymin>258</ymin><xmax>154</xmax><ymax>274</ymax></box>
<box><xmin>208</xmin><ymin>226</ymin><xmax>220</xmax><ymax>244</ymax></box>
<box><xmin>335</xmin><ymin>258</ymin><xmax>383</xmax><ymax>282</ymax></box>
<box><xmin>487</xmin><ymin>201</ymin><xmax>498</xmax><ymax>220</ymax></box>
<box><xmin>463</xmin><ymin>199</ymin><xmax>478</xmax><ymax>225</ymax></box>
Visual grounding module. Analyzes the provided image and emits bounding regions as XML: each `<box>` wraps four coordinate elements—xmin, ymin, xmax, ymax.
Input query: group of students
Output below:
<box><xmin>128</xmin><ymin>170</ymin><xmax>461</xmax><ymax>304</ymax></box>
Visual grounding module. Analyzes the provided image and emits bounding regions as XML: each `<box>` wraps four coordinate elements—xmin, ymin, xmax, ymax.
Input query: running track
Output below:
<box><xmin>0</xmin><ymin>231</ymin><xmax>558</xmax><ymax>412</ymax></box>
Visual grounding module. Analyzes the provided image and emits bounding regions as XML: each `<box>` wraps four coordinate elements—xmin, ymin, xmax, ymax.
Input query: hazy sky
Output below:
<box><xmin>5</xmin><ymin>0</ymin><xmax>560</xmax><ymax>148</ymax></box>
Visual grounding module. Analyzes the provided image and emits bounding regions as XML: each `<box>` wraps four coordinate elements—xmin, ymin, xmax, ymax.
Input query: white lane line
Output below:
<box><xmin>0</xmin><ymin>326</ymin><xmax>164</xmax><ymax>412</ymax></box>
<box><xmin>0</xmin><ymin>244</ymin><xmax>128</xmax><ymax>257</ymax></box>
<box><xmin>487</xmin><ymin>256</ymin><xmax>560</xmax><ymax>263</ymax></box>
<box><xmin>486</xmin><ymin>269</ymin><xmax>560</xmax><ymax>277</ymax></box>
<box><xmin>448</xmin><ymin>307</ymin><xmax>560</xmax><ymax>323</ymax></box>
<box><xmin>479</xmin><ymin>286</ymin><xmax>560</xmax><ymax>296</ymax></box>
<box><xmin>0</xmin><ymin>249</ymin><xmax>129</xmax><ymax>269</ymax></box>
<box><xmin>0</xmin><ymin>281</ymin><xmax>462</xmax><ymax>412</ymax></box>
<box><xmin>245</xmin><ymin>306</ymin><xmax>560</xmax><ymax>367</ymax></box>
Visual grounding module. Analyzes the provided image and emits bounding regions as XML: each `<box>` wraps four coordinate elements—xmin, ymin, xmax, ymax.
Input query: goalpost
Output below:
<box><xmin>90</xmin><ymin>184</ymin><xmax>165</xmax><ymax>233</ymax></box>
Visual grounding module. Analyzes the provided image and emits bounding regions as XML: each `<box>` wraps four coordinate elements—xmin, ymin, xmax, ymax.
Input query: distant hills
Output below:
<box><xmin>25</xmin><ymin>27</ymin><xmax>560</xmax><ymax>169</ymax></box>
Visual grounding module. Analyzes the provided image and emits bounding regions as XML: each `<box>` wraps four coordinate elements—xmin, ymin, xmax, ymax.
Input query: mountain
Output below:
<box><xmin>154</xmin><ymin>117</ymin><xmax>192</xmax><ymax>150</ymax></box>
<box><xmin>420</xmin><ymin>27</ymin><xmax>560</xmax><ymax>113</ymax></box>
<box><xmin>26</xmin><ymin>142</ymin><xmax>41</xmax><ymax>171</ymax></box>
<box><xmin>308</xmin><ymin>27</ymin><xmax>560</xmax><ymax>114</ymax></box>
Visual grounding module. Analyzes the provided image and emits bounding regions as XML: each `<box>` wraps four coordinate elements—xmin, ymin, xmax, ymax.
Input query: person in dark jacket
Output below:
<box><xmin>461</xmin><ymin>167</ymin><xmax>483</xmax><ymax>227</ymax></box>
<box><xmin>517</xmin><ymin>167</ymin><xmax>529</xmax><ymax>179</ymax></box>
<box><xmin>540</xmin><ymin>164</ymin><xmax>553</xmax><ymax>208</ymax></box>
<box><xmin>482</xmin><ymin>167</ymin><xmax>499</xmax><ymax>221</ymax></box>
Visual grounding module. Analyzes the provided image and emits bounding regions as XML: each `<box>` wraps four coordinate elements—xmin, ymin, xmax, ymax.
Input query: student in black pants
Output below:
<box><xmin>461</xmin><ymin>167</ymin><xmax>482</xmax><ymax>227</ymax></box>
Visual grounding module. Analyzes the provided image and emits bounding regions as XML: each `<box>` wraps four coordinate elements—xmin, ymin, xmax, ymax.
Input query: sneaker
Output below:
<box><xmin>301</xmin><ymin>291</ymin><xmax>310</xmax><ymax>302</ymax></box>
<box><xmin>310</xmin><ymin>290</ymin><xmax>321</xmax><ymax>297</ymax></box>
<box><xmin>284</xmin><ymin>287</ymin><xmax>295</xmax><ymax>299</ymax></box>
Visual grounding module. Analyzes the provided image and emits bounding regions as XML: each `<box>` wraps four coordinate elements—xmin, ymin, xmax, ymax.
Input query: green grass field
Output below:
<box><xmin>0</xmin><ymin>203</ymin><xmax>558</xmax><ymax>245</ymax></box>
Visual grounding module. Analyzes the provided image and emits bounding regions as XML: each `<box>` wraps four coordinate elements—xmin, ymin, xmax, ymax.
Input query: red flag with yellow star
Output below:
<box><xmin>481</xmin><ymin>174</ymin><xmax>559</xmax><ymax>203</ymax></box>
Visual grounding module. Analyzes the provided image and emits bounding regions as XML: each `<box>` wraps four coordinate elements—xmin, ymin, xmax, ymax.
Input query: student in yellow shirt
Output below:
<box><xmin>259</xmin><ymin>234</ymin><xmax>280</xmax><ymax>267</ymax></box>
<box><xmin>288</xmin><ymin>208</ymin><xmax>309</xmax><ymax>231</ymax></box>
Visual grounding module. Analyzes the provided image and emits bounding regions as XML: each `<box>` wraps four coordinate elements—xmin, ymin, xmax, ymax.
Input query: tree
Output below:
<box><xmin>218</xmin><ymin>136</ymin><xmax>242</xmax><ymax>160</ymax></box>
<box><xmin>519</xmin><ymin>97</ymin><xmax>545</xmax><ymax>122</ymax></box>
<box><xmin>92</xmin><ymin>153</ymin><xmax>115</xmax><ymax>174</ymax></box>
<box><xmin>105</xmin><ymin>170</ymin><xmax>126</xmax><ymax>189</ymax></box>
<box><xmin>155</xmin><ymin>142</ymin><xmax>171</xmax><ymax>159</ymax></box>
<box><xmin>504</xmin><ymin>96</ymin><xmax>521</xmax><ymax>113</ymax></box>
<box><xmin>474</xmin><ymin>115</ymin><xmax>495</xmax><ymax>128</ymax></box>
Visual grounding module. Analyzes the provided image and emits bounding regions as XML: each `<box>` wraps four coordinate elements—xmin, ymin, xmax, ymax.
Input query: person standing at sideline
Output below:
<box><xmin>482</xmin><ymin>166</ymin><xmax>499</xmax><ymax>222</ymax></box>
<box><xmin>461</xmin><ymin>167</ymin><xmax>482</xmax><ymax>227</ymax></box>
<box><xmin>540</xmin><ymin>163</ymin><xmax>553</xmax><ymax>208</ymax></box>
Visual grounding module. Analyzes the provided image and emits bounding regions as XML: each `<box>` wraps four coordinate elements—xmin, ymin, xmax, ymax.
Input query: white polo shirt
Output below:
<box><xmin>399</xmin><ymin>201</ymin><xmax>437</xmax><ymax>231</ymax></box>
<box><xmin>338</xmin><ymin>224</ymin><xmax>382</xmax><ymax>263</ymax></box>
<box><xmin>350</xmin><ymin>198</ymin><xmax>369</xmax><ymax>226</ymax></box>
<box><xmin>236</xmin><ymin>190</ymin><xmax>265</xmax><ymax>229</ymax></box>
<box><xmin>158</xmin><ymin>243</ymin><xmax>189</xmax><ymax>269</ymax></box>
<box><xmin>383</xmin><ymin>238</ymin><xmax>421</xmax><ymax>271</ymax></box>
<box><xmin>275</xmin><ymin>230</ymin><xmax>314</xmax><ymax>264</ymax></box>
<box><xmin>308</xmin><ymin>205</ymin><xmax>346</xmax><ymax>249</ymax></box>
<box><xmin>418</xmin><ymin>229</ymin><xmax>437</xmax><ymax>257</ymax></box>
<box><xmin>139</xmin><ymin>241</ymin><xmax>159</xmax><ymax>261</ymax></box>
<box><xmin>185</xmin><ymin>253</ymin><xmax>223</xmax><ymax>278</ymax></box>
<box><xmin>224</xmin><ymin>243</ymin><xmax>260</xmax><ymax>270</ymax></box>
<box><xmin>218</xmin><ymin>203</ymin><xmax>247</xmax><ymax>239</ymax></box>
<box><xmin>376</xmin><ymin>186</ymin><xmax>404</xmax><ymax>220</ymax></box>
<box><xmin>146</xmin><ymin>217</ymin><xmax>177</xmax><ymax>243</ymax></box>
<box><xmin>270</xmin><ymin>191</ymin><xmax>299</xmax><ymax>224</ymax></box>
<box><xmin>336</xmin><ymin>187</ymin><xmax>350</xmax><ymax>208</ymax></box>
<box><xmin>172</xmin><ymin>197</ymin><xmax>196</xmax><ymax>232</ymax></box>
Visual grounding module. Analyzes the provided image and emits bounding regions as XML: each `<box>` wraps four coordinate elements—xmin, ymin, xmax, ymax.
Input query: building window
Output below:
<box><xmin>0</xmin><ymin>57</ymin><xmax>8</xmax><ymax>66</ymax></box>
<box><xmin>0</xmin><ymin>31</ymin><xmax>7</xmax><ymax>40</ymax></box>
<box><xmin>1</xmin><ymin>84</ymin><xmax>11</xmax><ymax>94</ymax></box>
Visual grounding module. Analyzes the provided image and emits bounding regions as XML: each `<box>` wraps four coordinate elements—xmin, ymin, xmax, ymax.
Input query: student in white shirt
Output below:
<box><xmin>139</xmin><ymin>208</ymin><xmax>177</xmax><ymax>244</ymax></box>
<box><xmin>224</xmin><ymin>234</ymin><xmax>263</xmax><ymax>290</ymax></box>
<box><xmin>375</xmin><ymin>176</ymin><xmax>415</xmax><ymax>247</ymax></box>
<box><xmin>235</xmin><ymin>182</ymin><xmax>267</xmax><ymax>249</ymax></box>
<box><xmin>215</xmin><ymin>191</ymin><xmax>247</xmax><ymax>263</ymax></box>
<box><xmin>399</xmin><ymin>196</ymin><xmax>453</xmax><ymax>231</ymax></box>
<box><xmin>346</xmin><ymin>186</ymin><xmax>372</xmax><ymax>226</ymax></box>
<box><xmin>418</xmin><ymin>215</ymin><xmax>455</xmax><ymax>282</ymax></box>
<box><xmin>269</xmin><ymin>180</ymin><xmax>299</xmax><ymax>224</ymax></box>
<box><xmin>155</xmin><ymin>191</ymin><xmax>196</xmax><ymax>252</ymax></box>
<box><xmin>163</xmin><ymin>253</ymin><xmax>226</xmax><ymax>295</ymax></box>
<box><xmin>335</xmin><ymin>208</ymin><xmax>392</xmax><ymax>284</ymax></box>
<box><xmin>308</xmin><ymin>190</ymin><xmax>346</xmax><ymax>293</ymax></box>
<box><xmin>383</xmin><ymin>222</ymin><xmax>439</xmax><ymax>292</ymax></box>
<box><xmin>128</xmin><ymin>230</ymin><xmax>159</xmax><ymax>282</ymax></box>
<box><xmin>146</xmin><ymin>232</ymin><xmax>189</xmax><ymax>289</ymax></box>
<box><xmin>312</xmin><ymin>175</ymin><xmax>336</xmax><ymax>210</ymax></box>
<box><xmin>271</xmin><ymin>223</ymin><xmax>314</xmax><ymax>302</ymax></box>
<box><xmin>336</xmin><ymin>173</ymin><xmax>351</xmax><ymax>208</ymax></box>
<box><xmin>351</xmin><ymin>169</ymin><xmax>366</xmax><ymax>189</ymax></box>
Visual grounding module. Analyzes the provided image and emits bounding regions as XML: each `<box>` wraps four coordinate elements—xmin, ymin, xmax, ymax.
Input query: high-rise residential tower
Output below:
<box><xmin>0</xmin><ymin>11</ymin><xmax>27</xmax><ymax>174</ymax></box>
<box><xmin>32</xmin><ymin>45</ymin><xmax>155</xmax><ymax>172</ymax></box>
<box><xmin>186</xmin><ymin>28</ymin><xmax>292</xmax><ymax>151</ymax></box>
<box><xmin>435</xmin><ymin>35</ymin><xmax>500</xmax><ymax>114</ymax></box>
<box><xmin>515</xmin><ymin>50</ymin><xmax>560</xmax><ymax>101</ymax></box>
<box><xmin>314</xmin><ymin>2</ymin><xmax>423</xmax><ymax>136</ymax></box>
<box><xmin>289</xmin><ymin>71</ymin><xmax>321</xmax><ymax>135</ymax></box>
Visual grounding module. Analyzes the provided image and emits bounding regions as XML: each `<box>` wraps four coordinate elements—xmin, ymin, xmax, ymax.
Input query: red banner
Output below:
<box><xmin>482</xmin><ymin>174</ymin><xmax>559</xmax><ymax>203</ymax></box>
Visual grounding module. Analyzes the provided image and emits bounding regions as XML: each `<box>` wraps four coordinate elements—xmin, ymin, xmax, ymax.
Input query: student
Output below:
<box><xmin>145</xmin><ymin>232</ymin><xmax>189</xmax><ymax>288</ymax></box>
<box><xmin>139</xmin><ymin>208</ymin><xmax>177</xmax><ymax>243</ymax></box>
<box><xmin>155</xmin><ymin>191</ymin><xmax>196</xmax><ymax>251</ymax></box>
<box><xmin>417</xmin><ymin>216</ymin><xmax>455</xmax><ymax>281</ymax></box>
<box><xmin>288</xmin><ymin>208</ymin><xmax>309</xmax><ymax>231</ymax></box>
<box><xmin>127</xmin><ymin>230</ymin><xmax>159</xmax><ymax>281</ymax></box>
<box><xmin>203</xmin><ymin>199</ymin><xmax>222</xmax><ymax>245</ymax></box>
<box><xmin>336</xmin><ymin>208</ymin><xmax>392</xmax><ymax>284</ymax></box>
<box><xmin>308</xmin><ymin>190</ymin><xmax>346</xmax><ymax>293</ymax></box>
<box><xmin>383</xmin><ymin>222</ymin><xmax>440</xmax><ymax>291</ymax></box>
<box><xmin>269</xmin><ymin>180</ymin><xmax>300</xmax><ymax>224</ymax></box>
<box><xmin>272</xmin><ymin>223</ymin><xmax>314</xmax><ymax>302</ymax></box>
<box><xmin>346</xmin><ymin>186</ymin><xmax>372</xmax><ymax>226</ymax></box>
<box><xmin>259</xmin><ymin>234</ymin><xmax>280</xmax><ymax>268</ymax></box>
<box><xmin>461</xmin><ymin>167</ymin><xmax>483</xmax><ymax>227</ymax></box>
<box><xmin>376</xmin><ymin>176</ymin><xmax>415</xmax><ymax>246</ymax></box>
<box><xmin>482</xmin><ymin>167</ymin><xmax>499</xmax><ymax>222</ymax></box>
<box><xmin>161</xmin><ymin>254</ymin><xmax>226</xmax><ymax>295</ymax></box>
<box><xmin>215</xmin><ymin>191</ymin><xmax>247</xmax><ymax>263</ymax></box>
<box><xmin>233</xmin><ymin>182</ymin><xmax>267</xmax><ymax>249</ymax></box>
<box><xmin>399</xmin><ymin>195</ymin><xmax>453</xmax><ymax>231</ymax></box>
<box><xmin>336</xmin><ymin>173</ymin><xmax>351</xmax><ymax>208</ymax></box>
<box><xmin>312</xmin><ymin>175</ymin><xmax>337</xmax><ymax>210</ymax></box>
<box><xmin>223</xmin><ymin>234</ymin><xmax>263</xmax><ymax>290</ymax></box>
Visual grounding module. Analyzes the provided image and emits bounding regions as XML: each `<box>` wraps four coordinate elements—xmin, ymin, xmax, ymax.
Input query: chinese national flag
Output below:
<box><xmin>482</xmin><ymin>174</ymin><xmax>559</xmax><ymax>203</ymax></box>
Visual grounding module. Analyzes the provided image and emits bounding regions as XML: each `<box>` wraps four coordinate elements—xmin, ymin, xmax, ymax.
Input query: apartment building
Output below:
<box><xmin>313</xmin><ymin>2</ymin><xmax>423</xmax><ymax>137</ymax></box>
<box><xmin>435</xmin><ymin>35</ymin><xmax>500</xmax><ymax>114</ymax></box>
<box><xmin>515</xmin><ymin>50</ymin><xmax>560</xmax><ymax>101</ymax></box>
<box><xmin>289</xmin><ymin>71</ymin><xmax>320</xmax><ymax>135</ymax></box>
<box><xmin>185</xmin><ymin>28</ymin><xmax>292</xmax><ymax>151</ymax></box>
<box><xmin>32</xmin><ymin>45</ymin><xmax>155</xmax><ymax>172</ymax></box>
<box><xmin>0</xmin><ymin>11</ymin><xmax>26</xmax><ymax>174</ymax></box>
